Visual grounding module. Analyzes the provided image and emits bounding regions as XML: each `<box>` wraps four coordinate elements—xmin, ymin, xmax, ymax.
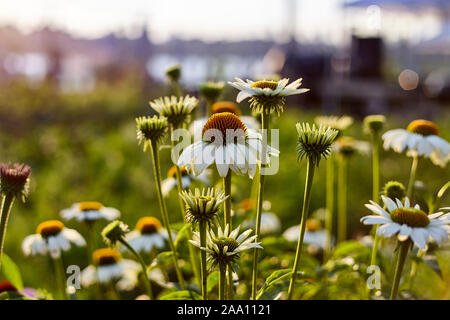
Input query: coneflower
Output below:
<box><xmin>229</xmin><ymin>77</ymin><xmax>308</xmax><ymax>299</ymax></box>
<box><xmin>288</xmin><ymin>123</ymin><xmax>338</xmax><ymax>299</ymax></box>
<box><xmin>102</xmin><ymin>220</ymin><xmax>153</xmax><ymax>299</ymax></box>
<box><xmin>179</xmin><ymin>188</ymin><xmax>227</xmax><ymax>299</ymax></box>
<box><xmin>136</xmin><ymin>115</ymin><xmax>186</xmax><ymax>290</ymax></box>
<box><xmin>0</xmin><ymin>163</ymin><xmax>31</xmax><ymax>271</ymax></box>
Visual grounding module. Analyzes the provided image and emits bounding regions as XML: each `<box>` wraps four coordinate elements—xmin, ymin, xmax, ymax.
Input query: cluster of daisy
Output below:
<box><xmin>1</xmin><ymin>63</ymin><xmax>449</xmax><ymax>302</ymax></box>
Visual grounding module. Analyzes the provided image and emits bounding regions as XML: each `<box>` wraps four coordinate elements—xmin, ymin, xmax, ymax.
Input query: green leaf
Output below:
<box><xmin>149</xmin><ymin>251</ymin><xmax>173</xmax><ymax>270</ymax></box>
<box><xmin>207</xmin><ymin>271</ymin><xmax>219</xmax><ymax>293</ymax></box>
<box><xmin>1</xmin><ymin>254</ymin><xmax>23</xmax><ymax>291</ymax></box>
<box><xmin>159</xmin><ymin>290</ymin><xmax>202</xmax><ymax>300</ymax></box>
<box><xmin>175</xmin><ymin>223</ymin><xmax>191</xmax><ymax>249</ymax></box>
<box><xmin>256</xmin><ymin>269</ymin><xmax>304</xmax><ymax>300</ymax></box>
<box><xmin>332</xmin><ymin>241</ymin><xmax>370</xmax><ymax>260</ymax></box>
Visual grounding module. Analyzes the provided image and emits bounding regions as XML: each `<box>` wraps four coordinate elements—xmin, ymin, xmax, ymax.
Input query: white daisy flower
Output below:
<box><xmin>228</xmin><ymin>78</ymin><xmax>309</xmax><ymax>115</ymax></box>
<box><xmin>124</xmin><ymin>217</ymin><xmax>167</xmax><ymax>254</ymax></box>
<box><xmin>22</xmin><ymin>220</ymin><xmax>86</xmax><ymax>259</ymax></box>
<box><xmin>334</xmin><ymin>136</ymin><xmax>371</xmax><ymax>157</ymax></box>
<box><xmin>149</xmin><ymin>95</ymin><xmax>198</xmax><ymax>128</ymax></box>
<box><xmin>81</xmin><ymin>248</ymin><xmax>140</xmax><ymax>288</ymax></box>
<box><xmin>243</xmin><ymin>212</ymin><xmax>281</xmax><ymax>236</ymax></box>
<box><xmin>361</xmin><ymin>196</ymin><xmax>450</xmax><ymax>249</ymax></box>
<box><xmin>314</xmin><ymin>115</ymin><xmax>354</xmax><ymax>133</ymax></box>
<box><xmin>161</xmin><ymin>165</ymin><xmax>212</xmax><ymax>196</ymax></box>
<box><xmin>190</xmin><ymin>224</ymin><xmax>262</xmax><ymax>271</ymax></box>
<box><xmin>382</xmin><ymin>119</ymin><xmax>450</xmax><ymax>167</ymax></box>
<box><xmin>60</xmin><ymin>201</ymin><xmax>120</xmax><ymax>223</ymax></box>
<box><xmin>283</xmin><ymin>219</ymin><xmax>329</xmax><ymax>248</ymax></box>
<box><xmin>178</xmin><ymin>112</ymin><xmax>279</xmax><ymax>178</ymax></box>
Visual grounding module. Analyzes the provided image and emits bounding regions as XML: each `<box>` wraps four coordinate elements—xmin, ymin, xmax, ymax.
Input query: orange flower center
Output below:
<box><xmin>93</xmin><ymin>248</ymin><xmax>121</xmax><ymax>265</ymax></box>
<box><xmin>136</xmin><ymin>217</ymin><xmax>162</xmax><ymax>234</ymax></box>
<box><xmin>407</xmin><ymin>119</ymin><xmax>439</xmax><ymax>136</ymax></box>
<box><xmin>390</xmin><ymin>208</ymin><xmax>430</xmax><ymax>228</ymax></box>
<box><xmin>306</xmin><ymin>219</ymin><xmax>322</xmax><ymax>232</ymax></box>
<box><xmin>202</xmin><ymin>112</ymin><xmax>247</xmax><ymax>144</ymax></box>
<box><xmin>37</xmin><ymin>220</ymin><xmax>64</xmax><ymax>237</ymax></box>
<box><xmin>212</xmin><ymin>101</ymin><xmax>241</xmax><ymax>116</ymax></box>
<box><xmin>79</xmin><ymin>201</ymin><xmax>103</xmax><ymax>211</ymax></box>
<box><xmin>168</xmin><ymin>165</ymin><xmax>188</xmax><ymax>178</ymax></box>
<box><xmin>251</xmin><ymin>80</ymin><xmax>278</xmax><ymax>90</ymax></box>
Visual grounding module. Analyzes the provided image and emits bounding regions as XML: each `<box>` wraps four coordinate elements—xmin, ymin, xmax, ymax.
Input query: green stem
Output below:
<box><xmin>287</xmin><ymin>157</ymin><xmax>316</xmax><ymax>299</ymax></box>
<box><xmin>172</xmin><ymin>81</ymin><xmax>183</xmax><ymax>98</ymax></box>
<box><xmin>206</xmin><ymin>100</ymin><xmax>213</xmax><ymax>117</ymax></box>
<box><xmin>371</xmin><ymin>133</ymin><xmax>380</xmax><ymax>203</ymax></box>
<box><xmin>120</xmin><ymin>239</ymin><xmax>153</xmax><ymax>300</ymax></box>
<box><xmin>390</xmin><ymin>240</ymin><xmax>410</xmax><ymax>300</ymax></box>
<box><xmin>368</xmin><ymin>134</ymin><xmax>381</xmax><ymax>280</ymax></box>
<box><xmin>251</xmin><ymin>109</ymin><xmax>270</xmax><ymax>300</ymax></box>
<box><xmin>170</xmin><ymin>124</ymin><xmax>202</xmax><ymax>289</ymax></box>
<box><xmin>223</xmin><ymin>171</ymin><xmax>233</xmax><ymax>299</ymax></box>
<box><xmin>219</xmin><ymin>264</ymin><xmax>226</xmax><ymax>300</ymax></box>
<box><xmin>199</xmin><ymin>220</ymin><xmax>208</xmax><ymax>300</ymax></box>
<box><xmin>52</xmin><ymin>256</ymin><xmax>67</xmax><ymax>300</ymax></box>
<box><xmin>406</xmin><ymin>156</ymin><xmax>419</xmax><ymax>200</ymax></box>
<box><xmin>0</xmin><ymin>193</ymin><xmax>15</xmax><ymax>271</ymax></box>
<box><xmin>324</xmin><ymin>155</ymin><xmax>335</xmax><ymax>260</ymax></box>
<box><xmin>149</xmin><ymin>140</ymin><xmax>186</xmax><ymax>290</ymax></box>
<box><xmin>370</xmin><ymin>231</ymin><xmax>380</xmax><ymax>267</ymax></box>
<box><xmin>337</xmin><ymin>155</ymin><xmax>348</xmax><ymax>243</ymax></box>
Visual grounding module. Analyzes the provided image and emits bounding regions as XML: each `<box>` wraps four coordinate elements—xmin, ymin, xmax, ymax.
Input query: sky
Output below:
<box><xmin>0</xmin><ymin>0</ymin><xmax>443</xmax><ymax>44</ymax></box>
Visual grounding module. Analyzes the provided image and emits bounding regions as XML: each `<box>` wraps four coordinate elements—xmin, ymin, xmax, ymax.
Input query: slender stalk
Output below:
<box><xmin>337</xmin><ymin>155</ymin><xmax>348</xmax><ymax>243</ymax></box>
<box><xmin>223</xmin><ymin>171</ymin><xmax>233</xmax><ymax>299</ymax></box>
<box><xmin>149</xmin><ymin>140</ymin><xmax>186</xmax><ymax>290</ymax></box>
<box><xmin>369</xmin><ymin>133</ymin><xmax>381</xmax><ymax>268</ymax></box>
<box><xmin>0</xmin><ymin>193</ymin><xmax>15</xmax><ymax>271</ymax></box>
<box><xmin>406</xmin><ymin>155</ymin><xmax>419</xmax><ymax>200</ymax></box>
<box><xmin>172</xmin><ymin>81</ymin><xmax>183</xmax><ymax>98</ymax></box>
<box><xmin>120</xmin><ymin>239</ymin><xmax>153</xmax><ymax>300</ymax></box>
<box><xmin>390</xmin><ymin>240</ymin><xmax>410</xmax><ymax>300</ymax></box>
<box><xmin>206</xmin><ymin>100</ymin><xmax>213</xmax><ymax>117</ymax></box>
<box><xmin>52</xmin><ymin>256</ymin><xmax>67</xmax><ymax>300</ymax></box>
<box><xmin>287</xmin><ymin>157</ymin><xmax>316</xmax><ymax>299</ymax></box>
<box><xmin>219</xmin><ymin>264</ymin><xmax>226</xmax><ymax>300</ymax></box>
<box><xmin>324</xmin><ymin>155</ymin><xmax>335</xmax><ymax>260</ymax></box>
<box><xmin>199</xmin><ymin>220</ymin><xmax>208</xmax><ymax>300</ymax></box>
<box><xmin>170</xmin><ymin>124</ymin><xmax>202</xmax><ymax>289</ymax></box>
<box><xmin>371</xmin><ymin>133</ymin><xmax>380</xmax><ymax>203</ymax></box>
<box><xmin>251</xmin><ymin>109</ymin><xmax>270</xmax><ymax>300</ymax></box>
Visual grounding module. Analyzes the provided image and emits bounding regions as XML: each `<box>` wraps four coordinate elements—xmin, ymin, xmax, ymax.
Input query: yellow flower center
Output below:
<box><xmin>390</xmin><ymin>208</ymin><xmax>430</xmax><ymax>228</ymax></box>
<box><xmin>93</xmin><ymin>248</ymin><xmax>121</xmax><ymax>266</ymax></box>
<box><xmin>213</xmin><ymin>237</ymin><xmax>239</xmax><ymax>252</ymax></box>
<box><xmin>136</xmin><ymin>217</ymin><xmax>162</xmax><ymax>234</ymax></box>
<box><xmin>79</xmin><ymin>201</ymin><xmax>103</xmax><ymax>211</ymax></box>
<box><xmin>251</xmin><ymin>80</ymin><xmax>278</xmax><ymax>90</ymax></box>
<box><xmin>202</xmin><ymin>112</ymin><xmax>247</xmax><ymax>144</ymax></box>
<box><xmin>168</xmin><ymin>165</ymin><xmax>188</xmax><ymax>178</ymax></box>
<box><xmin>306</xmin><ymin>219</ymin><xmax>322</xmax><ymax>232</ymax></box>
<box><xmin>407</xmin><ymin>119</ymin><xmax>439</xmax><ymax>136</ymax></box>
<box><xmin>212</xmin><ymin>101</ymin><xmax>242</xmax><ymax>116</ymax></box>
<box><xmin>240</xmin><ymin>198</ymin><xmax>255</xmax><ymax>212</ymax></box>
<box><xmin>37</xmin><ymin>220</ymin><xmax>64</xmax><ymax>237</ymax></box>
